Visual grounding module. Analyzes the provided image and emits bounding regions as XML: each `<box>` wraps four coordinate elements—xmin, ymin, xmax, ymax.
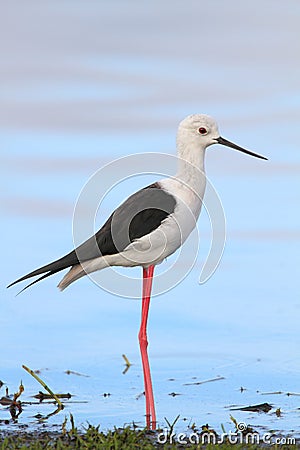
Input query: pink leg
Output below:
<box><xmin>138</xmin><ymin>265</ymin><xmax>156</xmax><ymax>430</ymax></box>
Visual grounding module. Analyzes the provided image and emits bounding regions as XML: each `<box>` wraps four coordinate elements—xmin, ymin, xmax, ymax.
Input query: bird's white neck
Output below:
<box><xmin>175</xmin><ymin>136</ymin><xmax>206</xmax><ymax>193</ymax></box>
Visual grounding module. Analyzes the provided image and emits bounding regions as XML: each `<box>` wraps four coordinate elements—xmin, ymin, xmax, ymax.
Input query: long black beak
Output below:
<box><xmin>216</xmin><ymin>136</ymin><xmax>268</xmax><ymax>160</ymax></box>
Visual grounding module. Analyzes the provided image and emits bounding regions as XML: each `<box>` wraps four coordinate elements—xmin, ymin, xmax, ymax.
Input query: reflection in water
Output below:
<box><xmin>0</xmin><ymin>382</ymin><xmax>23</xmax><ymax>423</ymax></box>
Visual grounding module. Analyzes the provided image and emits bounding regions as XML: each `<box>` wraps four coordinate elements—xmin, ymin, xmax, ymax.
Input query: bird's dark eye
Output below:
<box><xmin>198</xmin><ymin>127</ymin><xmax>208</xmax><ymax>135</ymax></box>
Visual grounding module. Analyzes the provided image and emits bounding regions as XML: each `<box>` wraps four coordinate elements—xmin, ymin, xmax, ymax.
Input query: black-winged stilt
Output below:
<box><xmin>8</xmin><ymin>114</ymin><xmax>267</xmax><ymax>429</ymax></box>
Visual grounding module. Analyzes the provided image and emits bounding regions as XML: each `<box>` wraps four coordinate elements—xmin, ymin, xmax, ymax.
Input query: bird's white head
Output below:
<box><xmin>178</xmin><ymin>114</ymin><xmax>220</xmax><ymax>150</ymax></box>
<box><xmin>177</xmin><ymin>113</ymin><xmax>267</xmax><ymax>161</ymax></box>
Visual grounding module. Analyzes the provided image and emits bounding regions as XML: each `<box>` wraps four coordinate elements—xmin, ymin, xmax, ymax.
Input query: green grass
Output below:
<box><xmin>0</xmin><ymin>425</ymin><xmax>299</xmax><ymax>450</ymax></box>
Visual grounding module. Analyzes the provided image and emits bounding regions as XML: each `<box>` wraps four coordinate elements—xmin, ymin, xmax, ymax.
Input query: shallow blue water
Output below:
<box><xmin>1</xmin><ymin>0</ymin><xmax>300</xmax><ymax>438</ymax></box>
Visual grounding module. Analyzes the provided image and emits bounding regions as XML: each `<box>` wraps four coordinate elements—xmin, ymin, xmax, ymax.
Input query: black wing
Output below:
<box><xmin>7</xmin><ymin>182</ymin><xmax>176</xmax><ymax>290</ymax></box>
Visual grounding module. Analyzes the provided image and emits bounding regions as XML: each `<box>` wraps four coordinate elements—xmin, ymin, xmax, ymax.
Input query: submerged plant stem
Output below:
<box><xmin>22</xmin><ymin>364</ymin><xmax>64</xmax><ymax>410</ymax></box>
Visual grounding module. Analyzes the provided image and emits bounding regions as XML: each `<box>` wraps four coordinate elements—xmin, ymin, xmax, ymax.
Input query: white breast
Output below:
<box><xmin>115</xmin><ymin>176</ymin><xmax>206</xmax><ymax>267</ymax></box>
<box><xmin>159</xmin><ymin>176</ymin><xmax>205</xmax><ymax>243</ymax></box>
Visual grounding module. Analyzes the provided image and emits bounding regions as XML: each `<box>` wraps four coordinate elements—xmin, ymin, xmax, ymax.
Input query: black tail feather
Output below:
<box><xmin>15</xmin><ymin>269</ymin><xmax>63</xmax><ymax>295</ymax></box>
<box><xmin>7</xmin><ymin>250</ymin><xmax>78</xmax><ymax>289</ymax></box>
